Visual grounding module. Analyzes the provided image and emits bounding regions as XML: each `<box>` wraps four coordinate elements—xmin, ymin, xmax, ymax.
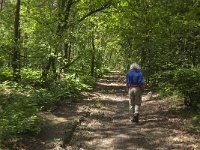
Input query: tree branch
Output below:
<box><xmin>62</xmin><ymin>56</ymin><xmax>80</xmax><ymax>69</ymax></box>
<box><xmin>78</xmin><ymin>1</ymin><xmax>112</xmax><ymax>22</ymax></box>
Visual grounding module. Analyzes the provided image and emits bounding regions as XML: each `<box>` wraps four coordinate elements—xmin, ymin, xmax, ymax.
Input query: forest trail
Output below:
<box><xmin>17</xmin><ymin>71</ymin><xmax>199</xmax><ymax>150</ymax></box>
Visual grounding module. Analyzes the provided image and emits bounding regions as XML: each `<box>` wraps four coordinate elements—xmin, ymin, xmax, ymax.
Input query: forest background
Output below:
<box><xmin>0</xmin><ymin>0</ymin><xmax>199</xmax><ymax>141</ymax></box>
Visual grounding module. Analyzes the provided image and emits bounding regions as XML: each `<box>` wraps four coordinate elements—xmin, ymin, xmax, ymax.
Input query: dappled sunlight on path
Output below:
<box><xmin>15</xmin><ymin>71</ymin><xmax>199</xmax><ymax>150</ymax></box>
<box><xmin>68</xmin><ymin>71</ymin><xmax>199</xmax><ymax>150</ymax></box>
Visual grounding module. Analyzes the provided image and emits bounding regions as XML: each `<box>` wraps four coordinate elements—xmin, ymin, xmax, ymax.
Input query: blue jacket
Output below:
<box><xmin>126</xmin><ymin>69</ymin><xmax>143</xmax><ymax>85</ymax></box>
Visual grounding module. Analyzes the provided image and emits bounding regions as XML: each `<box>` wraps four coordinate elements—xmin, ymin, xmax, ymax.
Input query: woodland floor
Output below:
<box><xmin>2</xmin><ymin>71</ymin><xmax>200</xmax><ymax>150</ymax></box>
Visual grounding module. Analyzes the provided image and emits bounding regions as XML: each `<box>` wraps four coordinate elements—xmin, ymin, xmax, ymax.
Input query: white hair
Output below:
<box><xmin>130</xmin><ymin>63</ymin><xmax>140</xmax><ymax>70</ymax></box>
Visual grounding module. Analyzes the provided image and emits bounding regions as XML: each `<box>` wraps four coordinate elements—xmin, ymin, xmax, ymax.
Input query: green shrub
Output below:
<box><xmin>0</xmin><ymin>56</ymin><xmax>6</xmax><ymax>68</ymax></box>
<box><xmin>30</xmin><ymin>88</ymin><xmax>54</xmax><ymax>110</ymax></box>
<box><xmin>0</xmin><ymin>72</ymin><xmax>94</xmax><ymax>139</ymax></box>
<box><xmin>0</xmin><ymin>81</ymin><xmax>39</xmax><ymax>139</ymax></box>
<box><xmin>193</xmin><ymin>104</ymin><xmax>200</xmax><ymax>125</ymax></box>
<box><xmin>20</xmin><ymin>68</ymin><xmax>41</xmax><ymax>86</ymax></box>
<box><xmin>0</xmin><ymin>70</ymin><xmax>12</xmax><ymax>82</ymax></box>
<box><xmin>173</xmin><ymin>68</ymin><xmax>200</xmax><ymax>105</ymax></box>
<box><xmin>49</xmin><ymin>74</ymin><xmax>91</xmax><ymax>101</ymax></box>
<box><xmin>79</xmin><ymin>75</ymin><xmax>96</xmax><ymax>86</ymax></box>
<box><xmin>155</xmin><ymin>66</ymin><xmax>200</xmax><ymax>107</ymax></box>
<box><xmin>96</xmin><ymin>67</ymin><xmax>109</xmax><ymax>77</ymax></box>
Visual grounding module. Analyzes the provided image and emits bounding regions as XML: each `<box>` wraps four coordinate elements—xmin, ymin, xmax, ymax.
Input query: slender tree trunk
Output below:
<box><xmin>63</xmin><ymin>43</ymin><xmax>71</xmax><ymax>71</ymax></box>
<box><xmin>91</xmin><ymin>29</ymin><xmax>95</xmax><ymax>77</ymax></box>
<box><xmin>12</xmin><ymin>0</ymin><xmax>21</xmax><ymax>82</ymax></box>
<box><xmin>41</xmin><ymin>55</ymin><xmax>57</xmax><ymax>81</ymax></box>
<box><xmin>0</xmin><ymin>0</ymin><xmax>3</xmax><ymax>11</ymax></box>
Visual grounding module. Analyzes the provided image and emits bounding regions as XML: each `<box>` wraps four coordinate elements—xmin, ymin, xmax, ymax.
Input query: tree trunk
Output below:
<box><xmin>12</xmin><ymin>0</ymin><xmax>21</xmax><ymax>82</ymax></box>
<box><xmin>91</xmin><ymin>29</ymin><xmax>95</xmax><ymax>77</ymax></box>
<box><xmin>41</xmin><ymin>55</ymin><xmax>57</xmax><ymax>81</ymax></box>
<box><xmin>42</xmin><ymin>0</ymin><xmax>74</xmax><ymax>80</ymax></box>
<box><xmin>62</xmin><ymin>43</ymin><xmax>71</xmax><ymax>72</ymax></box>
<box><xmin>0</xmin><ymin>0</ymin><xmax>3</xmax><ymax>11</ymax></box>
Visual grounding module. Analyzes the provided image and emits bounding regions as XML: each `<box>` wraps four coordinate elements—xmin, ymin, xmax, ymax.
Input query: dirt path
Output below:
<box><xmin>13</xmin><ymin>71</ymin><xmax>200</xmax><ymax>150</ymax></box>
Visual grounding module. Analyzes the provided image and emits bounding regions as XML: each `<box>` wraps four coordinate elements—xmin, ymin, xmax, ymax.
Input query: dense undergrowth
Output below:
<box><xmin>151</xmin><ymin>66</ymin><xmax>200</xmax><ymax>126</ymax></box>
<box><xmin>0</xmin><ymin>68</ymin><xmax>108</xmax><ymax>140</ymax></box>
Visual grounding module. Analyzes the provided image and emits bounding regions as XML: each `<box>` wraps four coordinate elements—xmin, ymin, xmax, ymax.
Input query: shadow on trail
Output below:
<box><xmin>73</xmin><ymin>98</ymin><xmax>198</xmax><ymax>150</ymax></box>
<box><xmin>94</xmin><ymin>83</ymin><xmax>126</xmax><ymax>95</ymax></box>
<box><xmin>18</xmin><ymin>71</ymin><xmax>199</xmax><ymax>150</ymax></box>
<box><xmin>68</xmin><ymin>70</ymin><xmax>198</xmax><ymax>149</ymax></box>
<box><xmin>20</xmin><ymin>102</ymin><xmax>81</xmax><ymax>150</ymax></box>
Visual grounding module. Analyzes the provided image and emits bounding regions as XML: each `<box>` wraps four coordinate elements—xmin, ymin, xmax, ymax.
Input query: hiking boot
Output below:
<box><xmin>133</xmin><ymin>113</ymin><xmax>139</xmax><ymax>123</ymax></box>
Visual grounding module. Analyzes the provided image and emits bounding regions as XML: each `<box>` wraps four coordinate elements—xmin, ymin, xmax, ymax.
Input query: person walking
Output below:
<box><xmin>126</xmin><ymin>63</ymin><xmax>144</xmax><ymax>123</ymax></box>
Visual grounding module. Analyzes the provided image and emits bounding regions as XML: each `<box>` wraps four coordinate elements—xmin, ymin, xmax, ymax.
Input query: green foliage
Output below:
<box><xmin>30</xmin><ymin>88</ymin><xmax>54</xmax><ymax>110</ymax></box>
<box><xmin>20</xmin><ymin>68</ymin><xmax>41</xmax><ymax>86</ymax></box>
<box><xmin>52</xmin><ymin>74</ymin><xmax>91</xmax><ymax>100</ymax></box>
<box><xmin>0</xmin><ymin>70</ymin><xmax>93</xmax><ymax>139</ymax></box>
<box><xmin>0</xmin><ymin>81</ymin><xmax>39</xmax><ymax>139</ymax></box>
<box><xmin>0</xmin><ymin>0</ymin><xmax>199</xmax><ymax>141</ymax></box>
<box><xmin>96</xmin><ymin>67</ymin><xmax>110</xmax><ymax>77</ymax></box>
<box><xmin>79</xmin><ymin>74</ymin><xmax>96</xmax><ymax>86</ymax></box>
<box><xmin>0</xmin><ymin>57</ymin><xmax>6</xmax><ymax>68</ymax></box>
<box><xmin>155</xmin><ymin>66</ymin><xmax>200</xmax><ymax>107</ymax></box>
<box><xmin>93</xmin><ymin>100</ymin><xmax>105</xmax><ymax>108</ymax></box>
<box><xmin>193</xmin><ymin>113</ymin><xmax>200</xmax><ymax>125</ymax></box>
<box><xmin>192</xmin><ymin>104</ymin><xmax>200</xmax><ymax>127</ymax></box>
<box><xmin>173</xmin><ymin>67</ymin><xmax>200</xmax><ymax>98</ymax></box>
<box><xmin>0</xmin><ymin>70</ymin><xmax>12</xmax><ymax>82</ymax></box>
<box><xmin>193</xmin><ymin>115</ymin><xmax>200</xmax><ymax>126</ymax></box>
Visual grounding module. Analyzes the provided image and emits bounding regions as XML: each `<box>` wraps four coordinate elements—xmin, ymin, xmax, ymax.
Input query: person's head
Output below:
<box><xmin>130</xmin><ymin>63</ymin><xmax>140</xmax><ymax>70</ymax></box>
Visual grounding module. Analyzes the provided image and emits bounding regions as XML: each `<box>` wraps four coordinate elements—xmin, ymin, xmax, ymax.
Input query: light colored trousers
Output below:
<box><xmin>128</xmin><ymin>87</ymin><xmax>142</xmax><ymax>116</ymax></box>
